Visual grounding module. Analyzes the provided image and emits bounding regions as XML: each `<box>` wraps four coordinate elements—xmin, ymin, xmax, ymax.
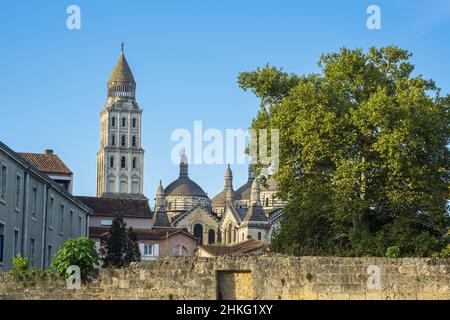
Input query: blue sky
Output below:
<box><xmin>1</xmin><ymin>0</ymin><xmax>449</xmax><ymax>203</ymax></box>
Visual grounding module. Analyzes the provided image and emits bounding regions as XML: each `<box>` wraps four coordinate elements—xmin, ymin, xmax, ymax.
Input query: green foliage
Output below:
<box><xmin>12</xmin><ymin>254</ymin><xmax>30</xmax><ymax>272</ymax></box>
<box><xmin>432</xmin><ymin>231</ymin><xmax>450</xmax><ymax>258</ymax></box>
<box><xmin>385</xmin><ymin>246</ymin><xmax>401</xmax><ymax>258</ymax></box>
<box><xmin>241</xmin><ymin>46</ymin><xmax>450</xmax><ymax>257</ymax></box>
<box><xmin>100</xmin><ymin>214</ymin><xmax>141</xmax><ymax>268</ymax></box>
<box><xmin>50</xmin><ymin>237</ymin><xmax>100</xmax><ymax>279</ymax></box>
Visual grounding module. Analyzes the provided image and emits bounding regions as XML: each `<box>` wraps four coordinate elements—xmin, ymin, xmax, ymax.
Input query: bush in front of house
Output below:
<box><xmin>51</xmin><ymin>237</ymin><xmax>100</xmax><ymax>280</ymax></box>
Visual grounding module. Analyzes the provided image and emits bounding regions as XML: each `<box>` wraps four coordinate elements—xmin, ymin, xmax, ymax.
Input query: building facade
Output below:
<box><xmin>0</xmin><ymin>141</ymin><xmax>90</xmax><ymax>271</ymax></box>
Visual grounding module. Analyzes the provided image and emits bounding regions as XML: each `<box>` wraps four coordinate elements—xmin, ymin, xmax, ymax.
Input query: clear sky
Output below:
<box><xmin>1</xmin><ymin>0</ymin><xmax>449</xmax><ymax>204</ymax></box>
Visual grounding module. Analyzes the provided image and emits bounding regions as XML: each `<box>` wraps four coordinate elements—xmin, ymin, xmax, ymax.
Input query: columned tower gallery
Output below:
<box><xmin>96</xmin><ymin>44</ymin><xmax>145</xmax><ymax>199</ymax></box>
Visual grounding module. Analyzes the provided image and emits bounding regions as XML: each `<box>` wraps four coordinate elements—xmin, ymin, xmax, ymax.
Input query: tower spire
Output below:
<box><xmin>121</xmin><ymin>41</ymin><xmax>124</xmax><ymax>53</ymax></box>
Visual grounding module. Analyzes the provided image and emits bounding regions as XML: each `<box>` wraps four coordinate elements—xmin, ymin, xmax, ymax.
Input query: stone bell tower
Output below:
<box><xmin>96</xmin><ymin>43</ymin><xmax>145</xmax><ymax>199</ymax></box>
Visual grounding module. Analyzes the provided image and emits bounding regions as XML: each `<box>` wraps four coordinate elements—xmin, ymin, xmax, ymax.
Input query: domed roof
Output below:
<box><xmin>165</xmin><ymin>152</ymin><xmax>209</xmax><ymax>199</ymax></box>
<box><xmin>212</xmin><ymin>189</ymin><xmax>227</xmax><ymax>207</ymax></box>
<box><xmin>108</xmin><ymin>44</ymin><xmax>135</xmax><ymax>84</ymax></box>
<box><xmin>235</xmin><ymin>164</ymin><xmax>278</xmax><ymax>200</ymax></box>
<box><xmin>235</xmin><ymin>180</ymin><xmax>253</xmax><ymax>200</ymax></box>
<box><xmin>165</xmin><ymin>176</ymin><xmax>208</xmax><ymax>198</ymax></box>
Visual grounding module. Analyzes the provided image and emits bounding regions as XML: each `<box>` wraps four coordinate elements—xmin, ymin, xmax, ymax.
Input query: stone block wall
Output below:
<box><xmin>0</xmin><ymin>255</ymin><xmax>449</xmax><ymax>300</ymax></box>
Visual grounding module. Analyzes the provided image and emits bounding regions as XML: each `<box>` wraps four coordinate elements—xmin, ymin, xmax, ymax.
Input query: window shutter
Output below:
<box><xmin>153</xmin><ymin>244</ymin><xmax>160</xmax><ymax>257</ymax></box>
<box><xmin>139</xmin><ymin>243</ymin><xmax>145</xmax><ymax>256</ymax></box>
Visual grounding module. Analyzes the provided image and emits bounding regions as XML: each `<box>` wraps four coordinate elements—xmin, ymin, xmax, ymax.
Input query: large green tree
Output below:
<box><xmin>239</xmin><ymin>46</ymin><xmax>450</xmax><ymax>257</ymax></box>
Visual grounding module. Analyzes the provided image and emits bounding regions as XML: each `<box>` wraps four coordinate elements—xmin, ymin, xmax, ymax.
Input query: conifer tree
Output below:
<box><xmin>100</xmin><ymin>214</ymin><xmax>141</xmax><ymax>267</ymax></box>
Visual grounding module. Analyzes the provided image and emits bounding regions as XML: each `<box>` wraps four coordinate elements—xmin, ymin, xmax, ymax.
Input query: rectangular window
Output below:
<box><xmin>144</xmin><ymin>244</ymin><xmax>153</xmax><ymax>256</ymax></box>
<box><xmin>1</xmin><ymin>164</ymin><xmax>7</xmax><ymax>202</ymax></box>
<box><xmin>78</xmin><ymin>216</ymin><xmax>82</xmax><ymax>235</ymax></box>
<box><xmin>15</xmin><ymin>174</ymin><xmax>21</xmax><ymax>210</ymax></box>
<box><xmin>69</xmin><ymin>210</ymin><xmax>74</xmax><ymax>237</ymax></box>
<box><xmin>59</xmin><ymin>204</ymin><xmax>65</xmax><ymax>234</ymax></box>
<box><xmin>0</xmin><ymin>224</ymin><xmax>4</xmax><ymax>263</ymax></box>
<box><xmin>29</xmin><ymin>238</ymin><xmax>36</xmax><ymax>267</ymax></box>
<box><xmin>31</xmin><ymin>187</ymin><xmax>37</xmax><ymax>218</ymax></box>
<box><xmin>101</xmin><ymin>219</ymin><xmax>112</xmax><ymax>226</ymax></box>
<box><xmin>49</xmin><ymin>197</ymin><xmax>55</xmax><ymax>228</ymax></box>
<box><xmin>13</xmin><ymin>229</ymin><xmax>19</xmax><ymax>257</ymax></box>
<box><xmin>47</xmin><ymin>244</ymin><xmax>52</xmax><ymax>268</ymax></box>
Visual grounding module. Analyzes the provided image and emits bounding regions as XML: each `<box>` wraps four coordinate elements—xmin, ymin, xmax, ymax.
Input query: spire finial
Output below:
<box><xmin>121</xmin><ymin>42</ymin><xmax>124</xmax><ymax>53</ymax></box>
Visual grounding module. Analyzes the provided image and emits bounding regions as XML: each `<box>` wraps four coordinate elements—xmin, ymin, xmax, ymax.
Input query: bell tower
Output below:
<box><xmin>96</xmin><ymin>44</ymin><xmax>145</xmax><ymax>199</ymax></box>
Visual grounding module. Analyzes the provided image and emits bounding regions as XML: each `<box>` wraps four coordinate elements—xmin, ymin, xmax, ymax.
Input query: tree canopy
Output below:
<box><xmin>238</xmin><ymin>46</ymin><xmax>450</xmax><ymax>257</ymax></box>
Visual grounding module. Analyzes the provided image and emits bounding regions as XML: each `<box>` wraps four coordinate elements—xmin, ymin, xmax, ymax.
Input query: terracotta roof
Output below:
<box><xmin>89</xmin><ymin>226</ymin><xmax>197</xmax><ymax>241</ymax></box>
<box><xmin>18</xmin><ymin>152</ymin><xmax>72</xmax><ymax>175</ymax></box>
<box><xmin>77</xmin><ymin>196</ymin><xmax>151</xmax><ymax>218</ymax></box>
<box><xmin>197</xmin><ymin>239</ymin><xmax>269</xmax><ymax>257</ymax></box>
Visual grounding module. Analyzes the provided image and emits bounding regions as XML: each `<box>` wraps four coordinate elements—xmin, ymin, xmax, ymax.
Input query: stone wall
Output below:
<box><xmin>0</xmin><ymin>255</ymin><xmax>449</xmax><ymax>300</ymax></box>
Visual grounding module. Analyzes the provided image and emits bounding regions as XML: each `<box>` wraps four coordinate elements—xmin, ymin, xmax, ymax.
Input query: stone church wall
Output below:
<box><xmin>0</xmin><ymin>255</ymin><xmax>449</xmax><ymax>300</ymax></box>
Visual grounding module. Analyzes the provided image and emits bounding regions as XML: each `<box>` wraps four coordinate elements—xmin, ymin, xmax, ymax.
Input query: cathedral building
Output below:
<box><xmin>87</xmin><ymin>45</ymin><xmax>285</xmax><ymax>252</ymax></box>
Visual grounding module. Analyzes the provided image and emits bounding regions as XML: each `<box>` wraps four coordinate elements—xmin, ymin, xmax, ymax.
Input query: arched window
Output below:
<box><xmin>193</xmin><ymin>224</ymin><xmax>203</xmax><ymax>244</ymax></box>
<box><xmin>132</xmin><ymin>157</ymin><xmax>137</xmax><ymax>169</ymax></box>
<box><xmin>111</xmin><ymin>117</ymin><xmax>115</xmax><ymax>127</ymax></box>
<box><xmin>121</xmin><ymin>135</ymin><xmax>126</xmax><ymax>147</ymax></box>
<box><xmin>168</xmin><ymin>202</ymin><xmax>172</xmax><ymax>210</ymax></box>
<box><xmin>110</xmin><ymin>156</ymin><xmax>114</xmax><ymax>168</ymax></box>
<box><xmin>208</xmin><ymin>229</ymin><xmax>215</xmax><ymax>244</ymax></box>
<box><xmin>122</xmin><ymin>117</ymin><xmax>126</xmax><ymax>127</ymax></box>
<box><xmin>121</xmin><ymin>157</ymin><xmax>126</xmax><ymax>169</ymax></box>
<box><xmin>111</xmin><ymin>135</ymin><xmax>115</xmax><ymax>146</ymax></box>
<box><xmin>258</xmin><ymin>232</ymin><xmax>262</xmax><ymax>240</ymax></box>
<box><xmin>132</xmin><ymin>136</ymin><xmax>136</xmax><ymax>147</ymax></box>
<box><xmin>227</xmin><ymin>225</ymin><xmax>232</xmax><ymax>244</ymax></box>
<box><xmin>132</xmin><ymin>118</ymin><xmax>136</xmax><ymax>128</ymax></box>
<box><xmin>265</xmin><ymin>198</ymin><xmax>269</xmax><ymax>207</ymax></box>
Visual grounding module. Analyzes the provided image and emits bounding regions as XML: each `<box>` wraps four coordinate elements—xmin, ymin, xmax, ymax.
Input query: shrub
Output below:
<box><xmin>50</xmin><ymin>237</ymin><xmax>100</xmax><ymax>280</ymax></box>
<box><xmin>385</xmin><ymin>246</ymin><xmax>401</xmax><ymax>258</ymax></box>
<box><xmin>12</xmin><ymin>254</ymin><xmax>30</xmax><ymax>272</ymax></box>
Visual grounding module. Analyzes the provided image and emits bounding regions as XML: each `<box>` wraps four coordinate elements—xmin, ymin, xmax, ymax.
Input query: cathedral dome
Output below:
<box><xmin>165</xmin><ymin>153</ymin><xmax>209</xmax><ymax>199</ymax></box>
<box><xmin>234</xmin><ymin>164</ymin><xmax>278</xmax><ymax>201</ymax></box>
<box><xmin>165</xmin><ymin>176</ymin><xmax>208</xmax><ymax>198</ymax></box>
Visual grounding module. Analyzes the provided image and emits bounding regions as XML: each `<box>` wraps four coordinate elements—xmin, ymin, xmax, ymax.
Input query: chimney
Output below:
<box><xmin>44</xmin><ymin>149</ymin><xmax>54</xmax><ymax>155</ymax></box>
